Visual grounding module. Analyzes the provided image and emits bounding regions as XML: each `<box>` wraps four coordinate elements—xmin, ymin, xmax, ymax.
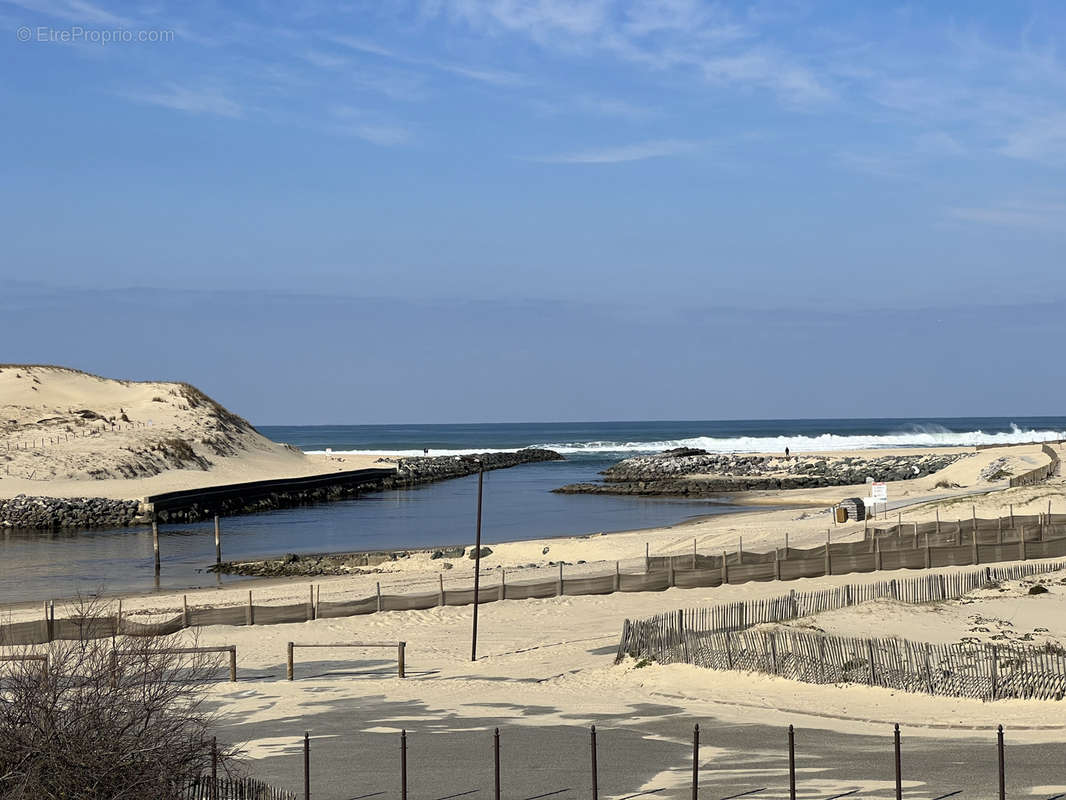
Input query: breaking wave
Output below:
<box><xmin>305</xmin><ymin>424</ymin><xmax>1066</xmax><ymax>457</ymax></box>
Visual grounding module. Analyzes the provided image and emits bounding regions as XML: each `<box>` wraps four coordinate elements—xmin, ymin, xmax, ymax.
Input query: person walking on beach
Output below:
<box><xmin>785</xmin><ymin>446</ymin><xmax>790</xmax><ymax>458</ymax></box>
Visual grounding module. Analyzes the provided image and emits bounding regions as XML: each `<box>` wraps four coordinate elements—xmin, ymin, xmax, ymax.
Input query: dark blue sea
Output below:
<box><xmin>4</xmin><ymin>417</ymin><xmax>1065</xmax><ymax>604</ymax></box>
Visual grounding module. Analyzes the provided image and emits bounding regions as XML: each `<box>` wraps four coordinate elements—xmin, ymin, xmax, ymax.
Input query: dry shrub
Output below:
<box><xmin>0</xmin><ymin>601</ymin><xmax>238</xmax><ymax>799</ymax></box>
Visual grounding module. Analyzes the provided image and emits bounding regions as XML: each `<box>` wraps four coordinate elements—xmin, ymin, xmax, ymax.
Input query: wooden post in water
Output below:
<box><xmin>214</xmin><ymin>515</ymin><xmax>221</xmax><ymax>566</ymax></box>
<box><xmin>152</xmin><ymin>521</ymin><xmax>160</xmax><ymax>574</ymax></box>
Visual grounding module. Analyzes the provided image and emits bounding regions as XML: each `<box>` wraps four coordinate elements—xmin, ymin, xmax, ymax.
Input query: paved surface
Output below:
<box><xmin>214</xmin><ymin>659</ymin><xmax>1066</xmax><ymax>800</ymax></box>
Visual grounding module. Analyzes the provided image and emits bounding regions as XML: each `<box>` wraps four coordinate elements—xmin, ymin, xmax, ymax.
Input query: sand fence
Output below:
<box><xmin>5</xmin><ymin>511</ymin><xmax>1066</xmax><ymax>648</ymax></box>
<box><xmin>617</xmin><ymin>560</ymin><xmax>1066</xmax><ymax>701</ymax></box>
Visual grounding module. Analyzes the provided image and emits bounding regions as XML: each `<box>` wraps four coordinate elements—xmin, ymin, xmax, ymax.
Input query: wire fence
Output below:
<box><xmin>182</xmin><ymin>775</ymin><xmax>297</xmax><ymax>800</ymax></box>
<box><xmin>617</xmin><ymin>560</ymin><xmax>1066</xmax><ymax>701</ymax></box>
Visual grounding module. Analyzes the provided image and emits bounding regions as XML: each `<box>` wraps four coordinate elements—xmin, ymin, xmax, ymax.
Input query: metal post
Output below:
<box><xmin>692</xmin><ymin>723</ymin><xmax>700</xmax><ymax>800</ymax></box>
<box><xmin>152</xmin><ymin>520</ymin><xmax>160</xmax><ymax>574</ymax></box>
<box><xmin>287</xmin><ymin>642</ymin><xmax>294</xmax><ymax>681</ymax></box>
<box><xmin>494</xmin><ymin>728</ymin><xmax>501</xmax><ymax>800</ymax></box>
<box><xmin>398</xmin><ymin>641</ymin><xmax>406</xmax><ymax>678</ymax></box>
<box><xmin>788</xmin><ymin>725</ymin><xmax>796</xmax><ymax>800</ymax></box>
<box><xmin>214</xmin><ymin>515</ymin><xmax>221</xmax><ymax>566</ymax></box>
<box><xmin>401</xmin><ymin>729</ymin><xmax>408</xmax><ymax>800</ymax></box>
<box><xmin>304</xmin><ymin>731</ymin><xmax>310</xmax><ymax>800</ymax></box>
<box><xmin>590</xmin><ymin>725</ymin><xmax>598</xmax><ymax>800</ymax></box>
<box><xmin>211</xmin><ymin>737</ymin><xmax>218</xmax><ymax>800</ymax></box>
<box><xmin>894</xmin><ymin>723</ymin><xmax>901</xmax><ymax>800</ymax></box>
<box><xmin>997</xmin><ymin>725</ymin><xmax>1005</xmax><ymax>800</ymax></box>
<box><xmin>472</xmin><ymin>463</ymin><xmax>484</xmax><ymax>662</ymax></box>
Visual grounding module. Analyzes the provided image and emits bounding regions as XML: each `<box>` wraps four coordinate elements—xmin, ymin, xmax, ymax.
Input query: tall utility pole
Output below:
<box><xmin>471</xmin><ymin>461</ymin><xmax>485</xmax><ymax>661</ymax></box>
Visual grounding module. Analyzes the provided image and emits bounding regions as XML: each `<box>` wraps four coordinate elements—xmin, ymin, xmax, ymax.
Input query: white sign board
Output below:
<box><xmin>871</xmin><ymin>482</ymin><xmax>888</xmax><ymax>503</ymax></box>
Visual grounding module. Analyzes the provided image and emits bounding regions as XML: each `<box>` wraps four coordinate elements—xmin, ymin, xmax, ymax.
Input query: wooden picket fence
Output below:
<box><xmin>617</xmin><ymin>560</ymin><xmax>1066</xmax><ymax>701</ymax></box>
<box><xmin>182</xmin><ymin>775</ymin><xmax>297</xmax><ymax>800</ymax></box>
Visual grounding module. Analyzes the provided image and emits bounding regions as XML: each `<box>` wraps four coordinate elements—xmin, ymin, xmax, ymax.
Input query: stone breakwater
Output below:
<box><xmin>554</xmin><ymin>449</ymin><xmax>966</xmax><ymax>496</ymax></box>
<box><xmin>3</xmin><ymin>449</ymin><xmax>563</xmax><ymax>530</ymax></box>
<box><xmin>0</xmin><ymin>495</ymin><xmax>145</xmax><ymax>529</ymax></box>
<box><xmin>155</xmin><ymin>448</ymin><xmax>564</xmax><ymax>524</ymax></box>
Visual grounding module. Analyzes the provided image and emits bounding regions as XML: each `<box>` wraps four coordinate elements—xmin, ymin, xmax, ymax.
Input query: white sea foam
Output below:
<box><xmin>304</xmin><ymin>425</ymin><xmax>1066</xmax><ymax>457</ymax></box>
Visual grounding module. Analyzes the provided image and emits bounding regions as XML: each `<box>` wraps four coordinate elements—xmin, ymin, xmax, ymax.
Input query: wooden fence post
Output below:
<box><xmin>246</xmin><ymin>591</ymin><xmax>254</xmax><ymax>626</ymax></box>
<box><xmin>309</xmin><ymin>585</ymin><xmax>315</xmax><ymax>621</ymax></box>
<box><xmin>721</xmin><ymin>551</ymin><xmax>729</xmax><ymax>585</ymax></box>
<box><xmin>287</xmin><ymin>642</ymin><xmax>294</xmax><ymax>680</ymax></box>
<box><xmin>613</xmin><ymin>561</ymin><xmax>620</xmax><ymax>592</ymax></box>
<box><xmin>557</xmin><ymin>562</ymin><xmax>564</xmax><ymax>595</ymax></box>
<box><xmin>645</xmin><ymin>542</ymin><xmax>650</xmax><ymax>573</ymax></box>
<box><xmin>692</xmin><ymin>538</ymin><xmax>697</xmax><ymax>570</ymax></box>
<box><xmin>668</xmin><ymin>557</ymin><xmax>675</xmax><ymax>587</ymax></box>
<box><xmin>152</xmin><ymin>521</ymin><xmax>160</xmax><ymax>575</ymax></box>
<box><xmin>228</xmin><ymin>646</ymin><xmax>237</xmax><ymax>682</ymax></box>
<box><xmin>439</xmin><ymin>574</ymin><xmax>445</xmax><ymax>606</ymax></box>
<box><xmin>499</xmin><ymin>570</ymin><xmax>506</xmax><ymax>602</ymax></box>
<box><xmin>182</xmin><ymin>595</ymin><xmax>190</xmax><ymax>628</ymax></box>
<box><xmin>774</xmin><ymin>548</ymin><xmax>782</xmax><ymax>580</ymax></box>
<box><xmin>972</xmin><ymin>529</ymin><xmax>979</xmax><ymax>565</ymax></box>
<box><xmin>874</xmin><ymin>537</ymin><xmax>882</xmax><ymax>571</ymax></box>
<box><xmin>924</xmin><ymin>534</ymin><xmax>931</xmax><ymax>569</ymax></box>
<box><xmin>397</xmin><ymin>641</ymin><xmax>406</xmax><ymax>678</ymax></box>
<box><xmin>376</xmin><ymin>582</ymin><xmax>382</xmax><ymax>612</ymax></box>
<box><xmin>824</xmin><ymin>531</ymin><xmax>832</xmax><ymax>576</ymax></box>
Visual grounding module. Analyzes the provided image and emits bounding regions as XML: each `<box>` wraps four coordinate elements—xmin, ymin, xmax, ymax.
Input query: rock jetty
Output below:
<box><xmin>1</xmin><ymin>449</ymin><xmax>563</xmax><ymax>530</ymax></box>
<box><xmin>0</xmin><ymin>495</ymin><xmax>145</xmax><ymax>529</ymax></box>
<box><xmin>554</xmin><ymin>448</ymin><xmax>965</xmax><ymax>496</ymax></box>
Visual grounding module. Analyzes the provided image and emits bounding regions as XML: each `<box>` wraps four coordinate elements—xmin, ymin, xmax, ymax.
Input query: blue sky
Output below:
<box><xmin>2</xmin><ymin>1</ymin><xmax>1065</xmax><ymax>423</ymax></box>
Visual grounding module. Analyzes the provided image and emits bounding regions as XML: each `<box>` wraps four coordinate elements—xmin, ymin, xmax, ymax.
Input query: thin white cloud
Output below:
<box><xmin>530</xmin><ymin>138</ymin><xmax>697</xmax><ymax>163</ymax></box>
<box><xmin>125</xmin><ymin>85</ymin><xmax>243</xmax><ymax>118</ymax></box>
<box><xmin>1000</xmin><ymin>112</ymin><xmax>1066</xmax><ymax>165</ymax></box>
<box><xmin>4</xmin><ymin>0</ymin><xmax>134</xmax><ymax>26</ymax></box>
<box><xmin>946</xmin><ymin>203</ymin><xmax>1066</xmax><ymax>232</ymax></box>
<box><xmin>327</xmin><ymin>34</ymin><xmax>526</xmax><ymax>87</ymax></box>
<box><xmin>326</xmin><ymin>105</ymin><xmax>412</xmax><ymax>146</ymax></box>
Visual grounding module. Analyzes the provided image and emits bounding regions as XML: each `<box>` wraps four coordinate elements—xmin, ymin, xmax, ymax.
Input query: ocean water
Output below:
<box><xmin>3</xmin><ymin>417</ymin><xmax>1065</xmax><ymax>605</ymax></box>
